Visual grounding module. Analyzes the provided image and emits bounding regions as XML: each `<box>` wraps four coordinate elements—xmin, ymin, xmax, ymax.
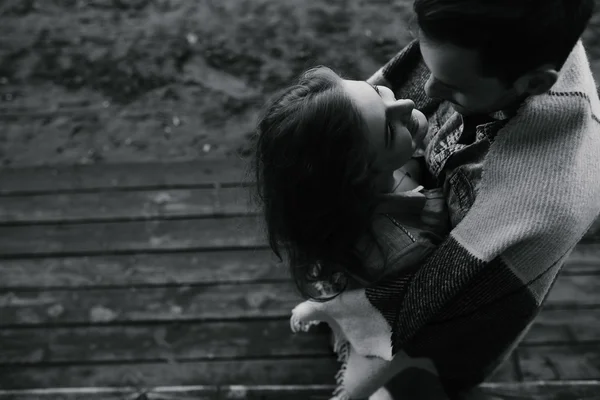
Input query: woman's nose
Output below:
<box><xmin>386</xmin><ymin>99</ymin><xmax>414</xmax><ymax>123</ymax></box>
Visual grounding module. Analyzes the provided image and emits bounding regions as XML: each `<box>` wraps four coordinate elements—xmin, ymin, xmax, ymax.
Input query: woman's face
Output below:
<box><xmin>341</xmin><ymin>79</ymin><xmax>428</xmax><ymax>172</ymax></box>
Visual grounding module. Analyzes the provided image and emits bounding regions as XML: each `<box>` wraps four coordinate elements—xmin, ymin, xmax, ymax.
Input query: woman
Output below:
<box><xmin>251</xmin><ymin>66</ymin><xmax>450</xmax><ymax>399</ymax></box>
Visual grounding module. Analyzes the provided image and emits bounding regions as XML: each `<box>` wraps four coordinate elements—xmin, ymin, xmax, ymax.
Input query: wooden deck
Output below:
<box><xmin>0</xmin><ymin>159</ymin><xmax>599</xmax><ymax>400</ymax></box>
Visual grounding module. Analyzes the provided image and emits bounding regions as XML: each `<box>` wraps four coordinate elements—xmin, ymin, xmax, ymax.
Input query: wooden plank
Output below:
<box><xmin>0</xmin><ymin>391</ymin><xmax>171</xmax><ymax>400</ymax></box>
<box><xmin>0</xmin><ymin>387</ymin><xmax>222</xmax><ymax>400</ymax></box>
<box><xmin>563</xmin><ymin>243</ymin><xmax>600</xmax><ymax>274</ymax></box>
<box><xmin>0</xmin><ymin>320</ymin><xmax>331</xmax><ymax>364</ymax></box>
<box><xmin>0</xmin><ymin>322</ymin><xmax>516</xmax><ymax>387</ymax></box>
<box><xmin>0</xmin><ymin>282</ymin><xmax>301</xmax><ymax>326</ymax></box>
<box><xmin>480</xmin><ymin>382</ymin><xmax>600</xmax><ymax>400</ymax></box>
<box><xmin>523</xmin><ymin>309</ymin><xmax>600</xmax><ymax>344</ymax></box>
<box><xmin>545</xmin><ymin>275</ymin><xmax>600</xmax><ymax>308</ymax></box>
<box><xmin>0</xmin><ymin>250</ymin><xmax>286</xmax><ymax>289</ymax></box>
<box><xmin>0</xmin><ymin>217</ymin><xmax>265</xmax><ymax>257</ymax></box>
<box><xmin>0</xmin><ymin>212</ymin><xmax>593</xmax><ymax>264</ymax></box>
<box><xmin>0</xmin><ymin>159</ymin><xmax>248</xmax><ymax>194</ymax></box>
<box><xmin>1</xmin><ymin>274</ymin><xmax>599</xmax><ymax>326</ymax></box>
<box><xmin>517</xmin><ymin>345</ymin><xmax>600</xmax><ymax>381</ymax></box>
<box><xmin>0</xmin><ymin>361</ymin><xmax>520</xmax><ymax>393</ymax></box>
<box><xmin>2</xmin><ymin>383</ymin><xmax>600</xmax><ymax>400</ymax></box>
<box><xmin>0</xmin><ymin>187</ymin><xmax>256</xmax><ymax>223</ymax></box>
<box><xmin>0</xmin><ymin>244</ymin><xmax>594</xmax><ymax>289</ymax></box>
<box><xmin>0</xmin><ymin>358</ymin><xmax>340</xmax><ymax>390</ymax></box>
<box><xmin>0</xmin><ymin>386</ymin><xmax>331</xmax><ymax>400</ymax></box>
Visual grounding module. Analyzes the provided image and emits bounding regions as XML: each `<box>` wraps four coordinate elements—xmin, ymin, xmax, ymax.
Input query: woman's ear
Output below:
<box><xmin>513</xmin><ymin>64</ymin><xmax>558</xmax><ymax>96</ymax></box>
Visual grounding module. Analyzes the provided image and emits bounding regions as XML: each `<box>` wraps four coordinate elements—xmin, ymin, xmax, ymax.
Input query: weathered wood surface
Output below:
<box><xmin>0</xmin><ymin>354</ymin><xmax>595</xmax><ymax>391</ymax></box>
<box><xmin>523</xmin><ymin>309</ymin><xmax>600</xmax><ymax>344</ymax></box>
<box><xmin>0</xmin><ymin>159</ymin><xmax>599</xmax><ymax>396</ymax></box>
<box><xmin>0</xmin><ymin>358</ymin><xmax>518</xmax><ymax>390</ymax></box>
<box><xmin>0</xmin><ymin>282</ymin><xmax>300</xmax><ymax>326</ymax></box>
<box><xmin>480</xmin><ymin>382</ymin><xmax>600</xmax><ymax>400</ymax></box>
<box><xmin>0</xmin><ymin>160</ymin><xmax>248</xmax><ymax>194</ymax></box>
<box><xmin>0</xmin><ymin>250</ymin><xmax>285</xmax><ymax>289</ymax></box>
<box><xmin>1</xmin><ymin>309</ymin><xmax>597</xmax><ymax>366</ymax></box>
<box><xmin>0</xmin><ymin>217</ymin><xmax>265</xmax><ymax>256</ymax></box>
<box><xmin>0</xmin><ymin>320</ymin><xmax>333</xmax><ymax>363</ymax></box>
<box><xmin>543</xmin><ymin>275</ymin><xmax>600</xmax><ymax>308</ymax></box>
<box><xmin>2</xmin><ymin>383</ymin><xmax>600</xmax><ymax>400</ymax></box>
<box><xmin>518</xmin><ymin>345</ymin><xmax>600</xmax><ymax>381</ymax></box>
<box><xmin>0</xmin><ymin>187</ymin><xmax>255</xmax><ymax>223</ymax></box>
<box><xmin>0</xmin><ymin>243</ymin><xmax>595</xmax><ymax>290</ymax></box>
<box><xmin>1</xmin><ymin>275</ymin><xmax>598</xmax><ymax>326</ymax></box>
<box><xmin>0</xmin><ymin>358</ymin><xmax>341</xmax><ymax>389</ymax></box>
<box><xmin>565</xmin><ymin>243</ymin><xmax>600</xmax><ymax>273</ymax></box>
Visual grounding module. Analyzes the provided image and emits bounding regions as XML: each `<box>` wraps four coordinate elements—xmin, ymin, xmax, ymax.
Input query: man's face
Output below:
<box><xmin>419</xmin><ymin>34</ymin><xmax>519</xmax><ymax>115</ymax></box>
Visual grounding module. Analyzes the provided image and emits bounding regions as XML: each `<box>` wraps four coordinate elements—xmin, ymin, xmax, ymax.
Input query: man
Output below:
<box><xmin>365</xmin><ymin>0</ymin><xmax>600</xmax><ymax>398</ymax></box>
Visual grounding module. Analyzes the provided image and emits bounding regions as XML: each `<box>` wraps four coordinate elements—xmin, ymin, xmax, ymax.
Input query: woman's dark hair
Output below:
<box><xmin>414</xmin><ymin>0</ymin><xmax>595</xmax><ymax>84</ymax></box>
<box><xmin>252</xmin><ymin>66</ymin><xmax>383</xmax><ymax>300</ymax></box>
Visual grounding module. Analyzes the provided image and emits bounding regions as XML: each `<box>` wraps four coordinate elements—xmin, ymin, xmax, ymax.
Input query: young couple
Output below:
<box><xmin>252</xmin><ymin>0</ymin><xmax>600</xmax><ymax>399</ymax></box>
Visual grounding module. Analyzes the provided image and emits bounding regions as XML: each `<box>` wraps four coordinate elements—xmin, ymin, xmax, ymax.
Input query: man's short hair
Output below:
<box><xmin>414</xmin><ymin>0</ymin><xmax>595</xmax><ymax>84</ymax></box>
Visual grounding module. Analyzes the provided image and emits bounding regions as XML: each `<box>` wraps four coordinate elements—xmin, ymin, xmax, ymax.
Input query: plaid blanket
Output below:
<box><xmin>290</xmin><ymin>39</ymin><xmax>600</xmax><ymax>399</ymax></box>
<box><xmin>361</xmin><ymin>39</ymin><xmax>600</xmax><ymax>396</ymax></box>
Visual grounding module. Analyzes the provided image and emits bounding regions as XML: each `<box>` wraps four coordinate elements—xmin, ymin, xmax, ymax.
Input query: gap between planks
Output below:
<box><xmin>0</xmin><ymin>159</ymin><xmax>250</xmax><ymax>195</ymax></box>
<box><xmin>1</xmin><ymin>277</ymin><xmax>599</xmax><ymax>327</ymax></box>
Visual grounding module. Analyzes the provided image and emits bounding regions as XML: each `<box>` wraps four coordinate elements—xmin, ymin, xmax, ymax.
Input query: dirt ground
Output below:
<box><xmin>1</xmin><ymin>0</ymin><xmax>599</xmax><ymax>167</ymax></box>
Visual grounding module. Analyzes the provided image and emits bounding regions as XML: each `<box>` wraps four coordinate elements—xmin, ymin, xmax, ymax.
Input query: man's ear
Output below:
<box><xmin>513</xmin><ymin>64</ymin><xmax>559</xmax><ymax>96</ymax></box>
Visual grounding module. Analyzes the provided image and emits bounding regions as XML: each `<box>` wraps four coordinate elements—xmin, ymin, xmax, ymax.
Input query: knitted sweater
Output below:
<box><xmin>361</xmin><ymin>39</ymin><xmax>600</xmax><ymax>394</ymax></box>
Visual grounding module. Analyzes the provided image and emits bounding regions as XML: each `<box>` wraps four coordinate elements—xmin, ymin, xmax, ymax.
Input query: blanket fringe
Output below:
<box><xmin>330</xmin><ymin>339</ymin><xmax>352</xmax><ymax>400</ymax></box>
<box><xmin>289</xmin><ymin>313</ymin><xmax>320</xmax><ymax>333</ymax></box>
<box><xmin>289</xmin><ymin>307</ymin><xmax>352</xmax><ymax>400</ymax></box>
